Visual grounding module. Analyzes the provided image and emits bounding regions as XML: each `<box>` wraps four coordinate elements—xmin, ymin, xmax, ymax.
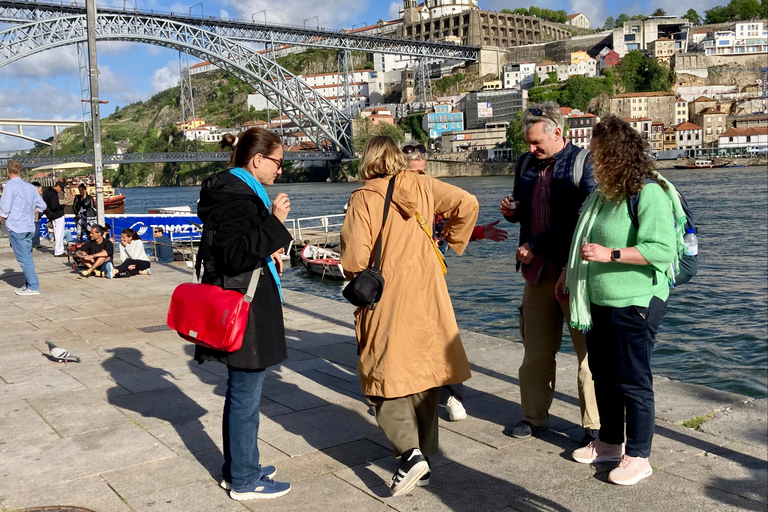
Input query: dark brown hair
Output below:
<box><xmin>121</xmin><ymin>228</ymin><xmax>141</xmax><ymax>241</ymax></box>
<box><xmin>590</xmin><ymin>115</ymin><xmax>667</xmax><ymax>202</ymax></box>
<box><xmin>220</xmin><ymin>128</ymin><xmax>282</xmax><ymax>169</ymax></box>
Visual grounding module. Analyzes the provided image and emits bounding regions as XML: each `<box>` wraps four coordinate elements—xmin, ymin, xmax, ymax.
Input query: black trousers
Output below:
<box><xmin>586</xmin><ymin>296</ymin><xmax>667</xmax><ymax>458</ymax></box>
<box><xmin>117</xmin><ymin>258</ymin><xmax>151</xmax><ymax>276</ymax></box>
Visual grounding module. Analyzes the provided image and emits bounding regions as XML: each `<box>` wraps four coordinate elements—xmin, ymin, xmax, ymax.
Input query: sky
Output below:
<box><xmin>0</xmin><ymin>0</ymin><xmax>727</xmax><ymax>152</ymax></box>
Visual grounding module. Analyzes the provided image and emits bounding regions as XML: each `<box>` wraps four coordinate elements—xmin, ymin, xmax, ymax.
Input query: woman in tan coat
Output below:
<box><xmin>340</xmin><ymin>136</ymin><xmax>479</xmax><ymax>497</ymax></box>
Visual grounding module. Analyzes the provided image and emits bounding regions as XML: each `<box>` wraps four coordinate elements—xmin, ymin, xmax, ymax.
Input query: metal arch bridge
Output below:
<box><xmin>0</xmin><ymin>14</ymin><xmax>357</xmax><ymax>157</ymax></box>
<box><xmin>0</xmin><ymin>151</ymin><xmax>342</xmax><ymax>169</ymax></box>
<box><xmin>0</xmin><ymin>0</ymin><xmax>480</xmax><ymax>60</ymax></box>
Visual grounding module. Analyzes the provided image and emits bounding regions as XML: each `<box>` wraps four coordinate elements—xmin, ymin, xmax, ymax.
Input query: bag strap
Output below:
<box><xmin>573</xmin><ymin>148</ymin><xmax>589</xmax><ymax>187</ymax></box>
<box><xmin>243</xmin><ymin>267</ymin><xmax>262</xmax><ymax>304</ymax></box>
<box><xmin>415</xmin><ymin>212</ymin><xmax>448</xmax><ymax>276</ymax></box>
<box><xmin>371</xmin><ymin>176</ymin><xmax>397</xmax><ymax>271</ymax></box>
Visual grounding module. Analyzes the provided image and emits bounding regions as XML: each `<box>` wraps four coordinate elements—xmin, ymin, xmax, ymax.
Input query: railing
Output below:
<box><xmin>285</xmin><ymin>214</ymin><xmax>346</xmax><ymax>246</ymax></box>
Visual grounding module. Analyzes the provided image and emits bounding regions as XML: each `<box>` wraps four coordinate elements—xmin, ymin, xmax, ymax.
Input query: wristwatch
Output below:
<box><xmin>611</xmin><ymin>249</ymin><xmax>621</xmax><ymax>262</ymax></box>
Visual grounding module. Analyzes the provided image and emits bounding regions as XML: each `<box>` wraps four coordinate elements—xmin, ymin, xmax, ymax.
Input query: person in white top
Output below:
<box><xmin>113</xmin><ymin>228</ymin><xmax>151</xmax><ymax>278</ymax></box>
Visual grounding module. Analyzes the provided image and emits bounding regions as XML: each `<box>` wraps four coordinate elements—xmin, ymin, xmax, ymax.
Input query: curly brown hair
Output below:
<box><xmin>590</xmin><ymin>115</ymin><xmax>666</xmax><ymax>202</ymax></box>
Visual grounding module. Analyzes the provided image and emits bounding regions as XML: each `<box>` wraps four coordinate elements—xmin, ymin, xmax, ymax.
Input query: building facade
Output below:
<box><xmin>439</xmin><ymin>123</ymin><xmax>508</xmax><ymax>153</ymax></box>
<box><xmin>694</xmin><ymin>107</ymin><xmax>727</xmax><ymax>146</ymax></box>
<box><xmin>674</xmin><ymin>97</ymin><xmax>689</xmax><ymax>125</ymax></box>
<box><xmin>703</xmin><ymin>21</ymin><xmax>767</xmax><ymax>56</ymax></box>
<box><xmin>718</xmin><ymin>127</ymin><xmax>768</xmax><ymax>148</ymax></box>
<box><xmin>563</xmin><ymin>110</ymin><xmax>598</xmax><ymax>149</ymax></box>
<box><xmin>688</xmin><ymin>96</ymin><xmax>717</xmax><ymax>122</ymax></box>
<box><xmin>424</xmin><ymin>103</ymin><xmax>465</xmax><ymax>140</ymax></box>
<box><xmin>675</xmin><ymin>122</ymin><xmax>703</xmax><ymax>149</ymax></box>
<box><xmin>566</xmin><ymin>13</ymin><xmax>590</xmax><ymax>30</ymax></box>
<box><xmin>598</xmin><ymin>48</ymin><xmax>621</xmax><ymax>74</ymax></box>
<box><xmin>649</xmin><ymin>121</ymin><xmax>665</xmax><ymax>151</ymax></box>
<box><xmin>464</xmin><ymin>89</ymin><xmax>526</xmax><ymax>130</ymax></box>
<box><xmin>647</xmin><ymin>37</ymin><xmax>675</xmax><ymax>65</ymax></box>
<box><xmin>609</xmin><ymin>91</ymin><xmax>676</xmax><ymax>126</ymax></box>
<box><xmin>612</xmin><ymin>16</ymin><xmax>692</xmax><ymax>57</ymax></box>
<box><xmin>503</xmin><ymin>62</ymin><xmax>536</xmax><ymax>89</ymax></box>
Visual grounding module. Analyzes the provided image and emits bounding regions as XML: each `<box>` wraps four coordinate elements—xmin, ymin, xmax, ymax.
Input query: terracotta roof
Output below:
<box><xmin>613</xmin><ymin>91</ymin><xmax>674</xmax><ymax>98</ymax></box>
<box><xmin>537</xmin><ymin>60</ymin><xmax>556</xmax><ymax>66</ymax></box>
<box><xmin>559</xmin><ymin>107</ymin><xmax>573</xmax><ymax>115</ymax></box>
<box><xmin>699</xmin><ymin>107</ymin><xmax>723</xmax><ymax>115</ymax></box>
<box><xmin>190</xmin><ymin>61</ymin><xmax>212</xmax><ymax>69</ymax></box>
<box><xmin>720</xmin><ymin>126</ymin><xmax>768</xmax><ymax>137</ymax></box>
<box><xmin>567</xmin><ymin>13</ymin><xmax>584</xmax><ymax>19</ymax></box>
<box><xmin>675</xmin><ymin>122</ymin><xmax>703</xmax><ymax>131</ymax></box>
<box><xmin>692</xmin><ymin>96</ymin><xmax>715</xmax><ymax>102</ymax></box>
<box><xmin>675</xmin><ymin>96</ymin><xmax>688</xmax><ymax>102</ymax></box>
<box><xmin>654</xmin><ymin>37</ymin><xmax>672</xmax><ymax>41</ymax></box>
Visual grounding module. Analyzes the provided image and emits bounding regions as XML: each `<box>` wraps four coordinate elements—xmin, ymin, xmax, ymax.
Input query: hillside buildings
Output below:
<box><xmin>718</xmin><ymin>127</ymin><xmax>768</xmax><ymax>148</ymax></box>
<box><xmin>694</xmin><ymin>108</ymin><xmax>727</xmax><ymax>145</ymax></box>
<box><xmin>702</xmin><ymin>21</ymin><xmax>767</xmax><ymax>55</ymax></box>
<box><xmin>566</xmin><ymin>13</ymin><xmax>590</xmax><ymax>30</ymax></box>
<box><xmin>464</xmin><ymin>89</ymin><xmax>526</xmax><ymax>130</ymax></box>
<box><xmin>423</xmin><ymin>103</ymin><xmax>465</xmax><ymax>140</ymax></box>
<box><xmin>609</xmin><ymin>91</ymin><xmax>676</xmax><ymax>126</ymax></box>
<box><xmin>675</xmin><ymin>122</ymin><xmax>703</xmax><ymax>150</ymax></box>
<box><xmin>612</xmin><ymin>16</ymin><xmax>692</xmax><ymax>57</ymax></box>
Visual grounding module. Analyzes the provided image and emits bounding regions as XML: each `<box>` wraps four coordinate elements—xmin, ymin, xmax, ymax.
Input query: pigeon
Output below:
<box><xmin>44</xmin><ymin>340</ymin><xmax>81</xmax><ymax>363</ymax></box>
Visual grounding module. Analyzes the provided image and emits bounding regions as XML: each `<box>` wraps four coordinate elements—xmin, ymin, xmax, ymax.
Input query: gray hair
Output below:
<box><xmin>404</xmin><ymin>150</ymin><xmax>426</xmax><ymax>161</ymax></box>
<box><xmin>521</xmin><ymin>101</ymin><xmax>564</xmax><ymax>138</ymax></box>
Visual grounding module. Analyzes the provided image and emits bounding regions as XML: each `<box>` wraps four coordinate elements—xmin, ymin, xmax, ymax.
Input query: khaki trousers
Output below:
<box><xmin>518</xmin><ymin>270</ymin><xmax>600</xmax><ymax>430</ymax></box>
<box><xmin>367</xmin><ymin>388</ymin><xmax>440</xmax><ymax>457</ymax></box>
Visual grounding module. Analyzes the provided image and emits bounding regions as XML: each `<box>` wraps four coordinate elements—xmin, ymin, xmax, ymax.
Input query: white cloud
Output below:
<box><xmin>150</xmin><ymin>59</ymin><xmax>180</xmax><ymax>93</ymax></box>
<box><xmin>220</xmin><ymin>9</ymin><xmax>231</xmax><ymax>19</ymax></box>
<box><xmin>2</xmin><ymin>46</ymin><xmax>79</xmax><ymax>78</ymax></box>
<box><xmin>217</xmin><ymin>0</ymin><xmax>370</xmax><ymax>28</ymax></box>
<box><xmin>388</xmin><ymin>2</ymin><xmax>401</xmax><ymax>20</ymax></box>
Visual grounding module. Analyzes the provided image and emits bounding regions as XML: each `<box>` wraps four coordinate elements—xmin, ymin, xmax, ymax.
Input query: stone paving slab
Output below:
<box><xmin>0</xmin><ymin>242</ymin><xmax>765</xmax><ymax>512</ymax></box>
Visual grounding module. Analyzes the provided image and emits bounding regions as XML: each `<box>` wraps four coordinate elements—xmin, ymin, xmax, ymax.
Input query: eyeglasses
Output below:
<box><xmin>527</xmin><ymin>108</ymin><xmax>559</xmax><ymax>126</ymax></box>
<box><xmin>260</xmin><ymin>154</ymin><xmax>283</xmax><ymax>170</ymax></box>
<box><xmin>402</xmin><ymin>144</ymin><xmax>427</xmax><ymax>155</ymax></box>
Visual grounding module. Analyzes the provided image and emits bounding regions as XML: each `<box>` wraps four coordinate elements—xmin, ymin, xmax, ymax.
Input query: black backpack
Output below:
<box><xmin>627</xmin><ymin>178</ymin><xmax>698</xmax><ymax>287</ymax></box>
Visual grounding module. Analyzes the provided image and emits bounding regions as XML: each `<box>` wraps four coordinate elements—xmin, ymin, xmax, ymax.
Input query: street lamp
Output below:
<box><xmin>304</xmin><ymin>16</ymin><xmax>319</xmax><ymax>29</ymax></box>
<box><xmin>252</xmin><ymin>9</ymin><xmax>266</xmax><ymax>23</ymax></box>
<box><xmin>188</xmin><ymin>2</ymin><xmax>202</xmax><ymax>17</ymax></box>
<box><xmin>351</xmin><ymin>21</ymin><xmax>367</xmax><ymax>30</ymax></box>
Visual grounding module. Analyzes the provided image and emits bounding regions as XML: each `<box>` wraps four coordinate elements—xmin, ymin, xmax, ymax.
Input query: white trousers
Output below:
<box><xmin>52</xmin><ymin>217</ymin><xmax>65</xmax><ymax>256</ymax></box>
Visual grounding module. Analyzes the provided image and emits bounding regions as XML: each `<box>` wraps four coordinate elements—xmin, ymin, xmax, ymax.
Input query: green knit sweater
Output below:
<box><xmin>587</xmin><ymin>183</ymin><xmax>677</xmax><ymax>308</ymax></box>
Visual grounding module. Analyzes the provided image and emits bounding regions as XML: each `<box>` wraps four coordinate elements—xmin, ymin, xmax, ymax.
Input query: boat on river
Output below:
<box><xmin>673</xmin><ymin>160</ymin><xmax>729</xmax><ymax>169</ymax></box>
<box><xmin>31</xmin><ymin>162</ymin><xmax>125</xmax><ymax>214</ymax></box>
<box><xmin>299</xmin><ymin>244</ymin><xmax>345</xmax><ymax>280</ymax></box>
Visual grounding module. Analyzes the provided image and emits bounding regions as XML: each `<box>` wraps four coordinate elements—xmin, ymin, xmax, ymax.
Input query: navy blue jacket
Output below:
<box><xmin>504</xmin><ymin>141</ymin><xmax>596</xmax><ymax>270</ymax></box>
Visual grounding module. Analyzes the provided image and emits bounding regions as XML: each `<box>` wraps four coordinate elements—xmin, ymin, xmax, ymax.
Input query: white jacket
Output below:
<box><xmin>120</xmin><ymin>240</ymin><xmax>150</xmax><ymax>263</ymax></box>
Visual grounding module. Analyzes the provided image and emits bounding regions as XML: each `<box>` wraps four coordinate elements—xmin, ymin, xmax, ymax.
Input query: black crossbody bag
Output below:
<box><xmin>342</xmin><ymin>176</ymin><xmax>396</xmax><ymax>310</ymax></box>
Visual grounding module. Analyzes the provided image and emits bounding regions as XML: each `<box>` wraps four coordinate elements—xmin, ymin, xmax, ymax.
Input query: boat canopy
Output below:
<box><xmin>30</xmin><ymin>162</ymin><xmax>93</xmax><ymax>172</ymax></box>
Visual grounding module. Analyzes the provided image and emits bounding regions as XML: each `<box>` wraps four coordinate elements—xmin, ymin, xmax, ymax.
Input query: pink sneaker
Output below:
<box><xmin>572</xmin><ymin>439</ymin><xmax>624</xmax><ymax>464</ymax></box>
<box><xmin>608</xmin><ymin>455</ymin><xmax>653</xmax><ymax>485</ymax></box>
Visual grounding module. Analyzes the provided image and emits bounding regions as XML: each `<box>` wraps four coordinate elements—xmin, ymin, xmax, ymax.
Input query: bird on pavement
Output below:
<box><xmin>44</xmin><ymin>340</ymin><xmax>81</xmax><ymax>363</ymax></box>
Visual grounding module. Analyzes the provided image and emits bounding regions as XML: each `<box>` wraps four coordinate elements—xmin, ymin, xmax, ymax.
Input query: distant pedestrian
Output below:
<box><xmin>43</xmin><ymin>181</ymin><xmax>66</xmax><ymax>256</ymax></box>
<box><xmin>499</xmin><ymin>101</ymin><xmax>600</xmax><ymax>445</ymax></box>
<box><xmin>560</xmin><ymin>116</ymin><xmax>679</xmax><ymax>485</ymax></box>
<box><xmin>74</xmin><ymin>224</ymin><xmax>114</xmax><ymax>279</ymax></box>
<box><xmin>151</xmin><ymin>226</ymin><xmax>174</xmax><ymax>263</ymax></box>
<box><xmin>0</xmin><ymin>161</ymin><xmax>47</xmax><ymax>295</ymax></box>
<box><xmin>73</xmin><ymin>183</ymin><xmax>97</xmax><ymax>243</ymax></box>
<box><xmin>31</xmin><ymin>181</ymin><xmax>43</xmax><ymax>248</ymax></box>
<box><xmin>114</xmin><ymin>228</ymin><xmax>151</xmax><ymax>277</ymax></box>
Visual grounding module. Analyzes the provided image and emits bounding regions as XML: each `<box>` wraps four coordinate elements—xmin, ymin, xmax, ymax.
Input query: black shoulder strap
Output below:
<box><xmin>372</xmin><ymin>176</ymin><xmax>397</xmax><ymax>270</ymax></box>
<box><xmin>627</xmin><ymin>178</ymin><xmax>658</xmax><ymax>230</ymax></box>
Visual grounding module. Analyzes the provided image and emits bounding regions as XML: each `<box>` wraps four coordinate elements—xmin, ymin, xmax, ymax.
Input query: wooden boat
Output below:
<box><xmin>299</xmin><ymin>244</ymin><xmax>345</xmax><ymax>280</ymax></box>
<box><xmin>31</xmin><ymin>162</ymin><xmax>126</xmax><ymax>214</ymax></box>
<box><xmin>673</xmin><ymin>160</ymin><xmax>728</xmax><ymax>169</ymax></box>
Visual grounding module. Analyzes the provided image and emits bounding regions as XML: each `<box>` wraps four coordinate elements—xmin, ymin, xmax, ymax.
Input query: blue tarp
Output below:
<box><xmin>40</xmin><ymin>214</ymin><xmax>202</xmax><ymax>242</ymax></box>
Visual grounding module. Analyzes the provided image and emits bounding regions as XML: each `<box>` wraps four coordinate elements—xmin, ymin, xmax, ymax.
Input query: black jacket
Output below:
<box><xmin>193</xmin><ymin>170</ymin><xmax>293</xmax><ymax>370</ymax></box>
<box><xmin>43</xmin><ymin>187</ymin><xmax>65</xmax><ymax>220</ymax></box>
<box><xmin>504</xmin><ymin>141</ymin><xmax>596</xmax><ymax>270</ymax></box>
<box><xmin>73</xmin><ymin>194</ymin><xmax>96</xmax><ymax>218</ymax></box>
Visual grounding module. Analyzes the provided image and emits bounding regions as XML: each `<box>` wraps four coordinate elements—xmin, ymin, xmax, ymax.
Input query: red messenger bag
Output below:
<box><xmin>167</xmin><ymin>267</ymin><xmax>262</xmax><ymax>352</ymax></box>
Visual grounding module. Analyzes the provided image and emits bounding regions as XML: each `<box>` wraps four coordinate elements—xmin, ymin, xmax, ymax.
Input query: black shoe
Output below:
<box><xmin>504</xmin><ymin>420</ymin><xmax>547</xmax><ymax>439</ymax></box>
<box><xmin>53</xmin><ymin>253</ymin><xmax>67</xmax><ymax>257</ymax></box>
<box><xmin>415</xmin><ymin>470</ymin><xmax>431</xmax><ymax>487</ymax></box>
<box><xmin>581</xmin><ymin>428</ymin><xmax>600</xmax><ymax>447</ymax></box>
<box><xmin>390</xmin><ymin>449</ymin><xmax>429</xmax><ymax>497</ymax></box>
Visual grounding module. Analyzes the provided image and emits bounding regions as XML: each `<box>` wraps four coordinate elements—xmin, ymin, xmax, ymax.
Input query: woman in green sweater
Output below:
<box><xmin>555</xmin><ymin>116</ymin><xmax>683</xmax><ymax>486</ymax></box>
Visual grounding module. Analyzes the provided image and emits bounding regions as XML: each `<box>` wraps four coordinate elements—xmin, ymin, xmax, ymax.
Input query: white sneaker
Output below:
<box><xmin>15</xmin><ymin>286</ymin><xmax>40</xmax><ymax>296</ymax></box>
<box><xmin>444</xmin><ymin>395</ymin><xmax>467</xmax><ymax>421</ymax></box>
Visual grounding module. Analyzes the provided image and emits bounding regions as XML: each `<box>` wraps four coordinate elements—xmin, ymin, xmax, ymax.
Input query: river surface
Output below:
<box><xmin>120</xmin><ymin>167</ymin><xmax>768</xmax><ymax>399</ymax></box>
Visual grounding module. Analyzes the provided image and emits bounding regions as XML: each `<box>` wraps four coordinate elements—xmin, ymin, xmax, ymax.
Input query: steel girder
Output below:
<box><xmin>0</xmin><ymin>14</ymin><xmax>354</xmax><ymax>157</ymax></box>
<box><xmin>0</xmin><ymin>150</ymin><xmax>343</xmax><ymax>168</ymax></box>
<box><xmin>0</xmin><ymin>0</ymin><xmax>479</xmax><ymax>60</ymax></box>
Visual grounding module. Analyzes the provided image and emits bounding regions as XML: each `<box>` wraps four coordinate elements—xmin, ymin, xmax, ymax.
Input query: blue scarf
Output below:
<box><xmin>230</xmin><ymin>167</ymin><xmax>284</xmax><ymax>303</ymax></box>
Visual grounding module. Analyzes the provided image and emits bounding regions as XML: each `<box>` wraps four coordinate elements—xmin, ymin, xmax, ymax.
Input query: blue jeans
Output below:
<box><xmin>8</xmin><ymin>231</ymin><xmax>39</xmax><ymax>291</ymax></box>
<box><xmin>222</xmin><ymin>367</ymin><xmax>267</xmax><ymax>491</ymax></box>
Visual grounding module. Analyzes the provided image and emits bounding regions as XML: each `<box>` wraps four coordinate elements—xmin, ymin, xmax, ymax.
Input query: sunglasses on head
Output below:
<box><xmin>402</xmin><ymin>144</ymin><xmax>427</xmax><ymax>155</ymax></box>
<box><xmin>527</xmin><ymin>108</ymin><xmax>558</xmax><ymax>126</ymax></box>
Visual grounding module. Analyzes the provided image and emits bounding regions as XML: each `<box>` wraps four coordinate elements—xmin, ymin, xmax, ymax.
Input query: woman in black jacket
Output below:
<box><xmin>194</xmin><ymin>128</ymin><xmax>293</xmax><ymax>501</ymax></box>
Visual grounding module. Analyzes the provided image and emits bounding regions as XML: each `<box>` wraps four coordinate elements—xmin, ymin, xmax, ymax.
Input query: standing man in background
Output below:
<box><xmin>43</xmin><ymin>181</ymin><xmax>67</xmax><ymax>257</ymax></box>
<box><xmin>31</xmin><ymin>181</ymin><xmax>43</xmax><ymax>248</ymax></box>
<box><xmin>0</xmin><ymin>161</ymin><xmax>48</xmax><ymax>295</ymax></box>
<box><xmin>73</xmin><ymin>183</ymin><xmax>97</xmax><ymax>243</ymax></box>
<box><xmin>500</xmin><ymin>102</ymin><xmax>600</xmax><ymax>445</ymax></box>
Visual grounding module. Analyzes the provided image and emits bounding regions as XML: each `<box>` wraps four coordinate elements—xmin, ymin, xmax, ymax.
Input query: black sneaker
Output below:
<box><xmin>390</xmin><ymin>449</ymin><xmax>429</xmax><ymax>497</ymax></box>
<box><xmin>581</xmin><ymin>428</ymin><xmax>600</xmax><ymax>447</ymax></box>
<box><xmin>504</xmin><ymin>420</ymin><xmax>547</xmax><ymax>439</ymax></box>
<box><xmin>415</xmin><ymin>470</ymin><xmax>431</xmax><ymax>487</ymax></box>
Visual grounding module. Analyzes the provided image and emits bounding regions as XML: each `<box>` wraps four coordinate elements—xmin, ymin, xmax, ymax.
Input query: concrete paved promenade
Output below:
<box><xmin>1</xmin><ymin>242</ymin><xmax>766</xmax><ymax>512</ymax></box>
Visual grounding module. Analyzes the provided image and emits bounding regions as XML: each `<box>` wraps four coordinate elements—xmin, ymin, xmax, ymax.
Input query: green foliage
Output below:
<box><xmin>613</xmin><ymin>13</ymin><xmax>646</xmax><ymax>27</ymax></box>
<box><xmin>685</xmin><ymin>8</ymin><xmax>701</xmax><ymax>24</ymax></box>
<box><xmin>398</xmin><ymin>114</ymin><xmax>428</xmax><ymax>144</ymax></box>
<box><xmin>528</xmin><ymin>75</ymin><xmax>613</xmax><ymax>112</ymax></box>
<box><xmin>500</xmin><ymin>8</ymin><xmax>512</xmax><ymax>13</ymax></box>
<box><xmin>276</xmin><ymin>48</ymin><xmax>337</xmax><ymax>75</ymax></box>
<box><xmin>533</xmin><ymin>72</ymin><xmax>540</xmax><ymax>87</ymax></box>
<box><xmin>651</xmin><ymin>8</ymin><xmax>667</xmax><ymax>16</ymax></box>
<box><xmin>542</xmin><ymin>71</ymin><xmax>558</xmax><ymax>85</ymax></box>
<box><xmin>615</xmin><ymin>50</ymin><xmax>672</xmax><ymax>93</ymax></box>
<box><xmin>704</xmin><ymin>0</ymin><xmax>766</xmax><ymax>23</ymax></box>
<box><xmin>353</xmin><ymin>117</ymin><xmax>405</xmax><ymax>154</ymax></box>
<box><xmin>705</xmin><ymin>4</ymin><xmax>733</xmax><ymax>22</ymax></box>
<box><xmin>432</xmin><ymin>72</ymin><xmax>466</xmax><ymax>95</ymax></box>
<box><xmin>602</xmin><ymin>16</ymin><xmax>615</xmax><ymax>30</ymax></box>
<box><xmin>506</xmin><ymin>110</ymin><xmax>528</xmax><ymax>159</ymax></box>
<box><xmin>506</xmin><ymin>6</ymin><xmax>568</xmax><ymax>23</ymax></box>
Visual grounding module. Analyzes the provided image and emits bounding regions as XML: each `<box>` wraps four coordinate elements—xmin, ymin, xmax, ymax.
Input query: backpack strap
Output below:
<box><xmin>572</xmin><ymin>148</ymin><xmax>589</xmax><ymax>188</ymax></box>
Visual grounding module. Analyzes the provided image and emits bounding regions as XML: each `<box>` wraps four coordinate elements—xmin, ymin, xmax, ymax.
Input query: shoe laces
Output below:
<box><xmin>446</xmin><ymin>395</ymin><xmax>459</xmax><ymax>407</ymax></box>
<box><xmin>617</xmin><ymin>455</ymin><xmax>636</xmax><ymax>468</ymax></box>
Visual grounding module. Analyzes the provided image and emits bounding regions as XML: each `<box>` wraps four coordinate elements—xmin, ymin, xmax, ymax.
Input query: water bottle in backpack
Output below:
<box><xmin>683</xmin><ymin>228</ymin><xmax>698</xmax><ymax>256</ymax></box>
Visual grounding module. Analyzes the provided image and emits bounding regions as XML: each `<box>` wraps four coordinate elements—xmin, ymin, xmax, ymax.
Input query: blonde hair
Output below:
<box><xmin>359</xmin><ymin>136</ymin><xmax>409</xmax><ymax>181</ymax></box>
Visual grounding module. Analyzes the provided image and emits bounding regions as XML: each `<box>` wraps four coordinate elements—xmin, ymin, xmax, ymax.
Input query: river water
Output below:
<box><xmin>121</xmin><ymin>167</ymin><xmax>768</xmax><ymax>399</ymax></box>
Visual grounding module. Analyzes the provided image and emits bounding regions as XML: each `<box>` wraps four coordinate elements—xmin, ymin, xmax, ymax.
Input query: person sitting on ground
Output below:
<box><xmin>114</xmin><ymin>228</ymin><xmax>151</xmax><ymax>278</ymax></box>
<box><xmin>151</xmin><ymin>226</ymin><xmax>175</xmax><ymax>263</ymax></box>
<box><xmin>73</xmin><ymin>183</ymin><xmax>98</xmax><ymax>243</ymax></box>
<box><xmin>74</xmin><ymin>224</ymin><xmax>114</xmax><ymax>279</ymax></box>
<box><xmin>402</xmin><ymin>142</ymin><xmax>508</xmax><ymax>422</ymax></box>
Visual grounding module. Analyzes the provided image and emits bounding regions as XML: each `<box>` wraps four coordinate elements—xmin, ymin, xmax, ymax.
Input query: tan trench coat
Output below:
<box><xmin>340</xmin><ymin>171</ymin><xmax>479</xmax><ymax>399</ymax></box>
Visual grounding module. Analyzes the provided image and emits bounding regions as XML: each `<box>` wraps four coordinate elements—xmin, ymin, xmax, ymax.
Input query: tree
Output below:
<box><xmin>685</xmin><ymin>8</ymin><xmax>701</xmax><ymax>24</ymax></box>
<box><xmin>615</xmin><ymin>50</ymin><xmax>673</xmax><ymax>93</ymax></box>
<box><xmin>506</xmin><ymin>110</ymin><xmax>528</xmax><ymax>159</ymax></box>
<box><xmin>651</xmin><ymin>8</ymin><xmax>667</xmax><ymax>16</ymax></box>
<box><xmin>500</xmin><ymin>8</ymin><xmax>512</xmax><ymax>13</ymax></box>
<box><xmin>602</xmin><ymin>16</ymin><xmax>615</xmax><ymax>30</ymax></box>
<box><xmin>730</xmin><ymin>0</ymin><xmax>763</xmax><ymax>19</ymax></box>
<box><xmin>614</xmin><ymin>13</ymin><xmax>630</xmax><ymax>27</ymax></box>
<box><xmin>704</xmin><ymin>5</ymin><xmax>732</xmax><ymax>23</ymax></box>
<box><xmin>533</xmin><ymin>72</ymin><xmax>540</xmax><ymax>87</ymax></box>
<box><xmin>559</xmin><ymin>75</ymin><xmax>611</xmax><ymax>111</ymax></box>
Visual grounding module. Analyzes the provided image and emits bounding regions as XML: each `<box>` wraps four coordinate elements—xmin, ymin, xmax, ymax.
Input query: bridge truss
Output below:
<box><xmin>0</xmin><ymin>14</ymin><xmax>356</xmax><ymax>156</ymax></box>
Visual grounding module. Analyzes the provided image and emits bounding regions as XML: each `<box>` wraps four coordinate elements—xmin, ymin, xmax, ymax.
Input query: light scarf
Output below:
<box><xmin>565</xmin><ymin>172</ymin><xmax>687</xmax><ymax>332</ymax></box>
<box><xmin>230</xmin><ymin>167</ymin><xmax>284</xmax><ymax>303</ymax></box>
